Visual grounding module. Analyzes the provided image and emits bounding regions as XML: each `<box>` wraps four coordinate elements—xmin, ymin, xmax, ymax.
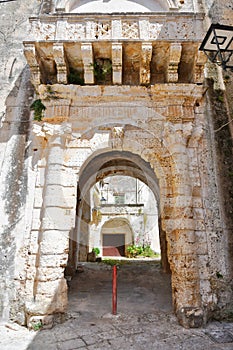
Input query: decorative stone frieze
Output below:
<box><xmin>27</xmin><ymin>15</ymin><xmax>205</xmax><ymax>42</ymax></box>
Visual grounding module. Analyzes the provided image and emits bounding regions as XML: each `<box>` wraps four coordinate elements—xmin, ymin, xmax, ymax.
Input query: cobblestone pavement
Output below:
<box><xmin>1</xmin><ymin>261</ymin><xmax>233</xmax><ymax>350</ymax></box>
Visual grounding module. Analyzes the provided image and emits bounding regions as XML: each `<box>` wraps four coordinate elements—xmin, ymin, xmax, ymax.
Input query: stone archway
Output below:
<box><xmin>71</xmin><ymin>150</ymin><xmax>163</xmax><ymax>265</ymax></box>
<box><xmin>25</xmin><ymin>85</ymin><xmax>206</xmax><ymax>328</ymax></box>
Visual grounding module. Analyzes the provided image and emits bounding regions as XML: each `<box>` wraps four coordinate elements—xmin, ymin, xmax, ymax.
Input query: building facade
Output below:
<box><xmin>0</xmin><ymin>0</ymin><xmax>233</xmax><ymax>328</ymax></box>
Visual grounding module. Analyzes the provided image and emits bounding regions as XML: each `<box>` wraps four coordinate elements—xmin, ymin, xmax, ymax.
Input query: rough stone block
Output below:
<box><xmin>40</xmin><ymin>230</ymin><xmax>69</xmax><ymax>255</ymax></box>
<box><xmin>42</xmin><ymin>207</ymin><xmax>75</xmax><ymax>230</ymax></box>
<box><xmin>34</xmin><ymin>187</ymin><xmax>43</xmax><ymax>208</ymax></box>
<box><xmin>37</xmin><ymin>267</ymin><xmax>65</xmax><ymax>282</ymax></box>
<box><xmin>35</xmin><ymin>167</ymin><xmax>45</xmax><ymax>187</ymax></box>
<box><xmin>44</xmin><ymin>185</ymin><xmax>76</xmax><ymax>207</ymax></box>
<box><xmin>39</xmin><ymin>253</ymin><xmax>68</xmax><ymax>268</ymax></box>
<box><xmin>28</xmin><ymin>231</ymin><xmax>39</xmax><ymax>254</ymax></box>
<box><xmin>177</xmin><ymin>307</ymin><xmax>204</xmax><ymax>328</ymax></box>
<box><xmin>31</xmin><ymin>208</ymin><xmax>41</xmax><ymax>230</ymax></box>
<box><xmin>35</xmin><ymin>278</ymin><xmax>67</xmax><ymax>296</ymax></box>
<box><xmin>45</xmin><ymin>169</ymin><xmax>77</xmax><ymax>186</ymax></box>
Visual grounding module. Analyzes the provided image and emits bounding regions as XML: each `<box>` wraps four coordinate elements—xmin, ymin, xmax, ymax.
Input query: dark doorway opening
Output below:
<box><xmin>103</xmin><ymin>234</ymin><xmax>125</xmax><ymax>256</ymax></box>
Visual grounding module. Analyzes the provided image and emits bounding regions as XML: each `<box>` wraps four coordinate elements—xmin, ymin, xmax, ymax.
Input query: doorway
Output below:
<box><xmin>103</xmin><ymin>233</ymin><xmax>125</xmax><ymax>256</ymax></box>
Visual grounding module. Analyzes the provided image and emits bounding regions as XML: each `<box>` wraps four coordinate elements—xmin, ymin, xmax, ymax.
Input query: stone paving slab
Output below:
<box><xmin>1</xmin><ymin>262</ymin><xmax>233</xmax><ymax>349</ymax></box>
<box><xmin>1</xmin><ymin>313</ymin><xmax>233</xmax><ymax>350</ymax></box>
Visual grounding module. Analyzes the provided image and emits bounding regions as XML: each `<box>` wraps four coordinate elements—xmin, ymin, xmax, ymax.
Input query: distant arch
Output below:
<box><xmin>101</xmin><ymin>217</ymin><xmax>133</xmax><ymax>256</ymax></box>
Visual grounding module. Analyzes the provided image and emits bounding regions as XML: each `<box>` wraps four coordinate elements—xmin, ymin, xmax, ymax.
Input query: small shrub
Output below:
<box><xmin>127</xmin><ymin>244</ymin><xmax>159</xmax><ymax>258</ymax></box>
<box><xmin>30</xmin><ymin>99</ymin><xmax>46</xmax><ymax>121</ymax></box>
<box><xmin>92</xmin><ymin>247</ymin><xmax>100</xmax><ymax>256</ymax></box>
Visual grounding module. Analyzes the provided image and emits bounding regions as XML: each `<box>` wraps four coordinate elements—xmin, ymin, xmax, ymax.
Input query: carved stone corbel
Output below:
<box><xmin>112</xmin><ymin>43</ymin><xmax>122</xmax><ymax>85</ymax></box>
<box><xmin>53</xmin><ymin>43</ymin><xmax>67</xmax><ymax>84</ymax></box>
<box><xmin>81</xmin><ymin>43</ymin><xmax>94</xmax><ymax>84</ymax></box>
<box><xmin>166</xmin><ymin>43</ymin><xmax>182</xmax><ymax>83</ymax></box>
<box><xmin>140</xmin><ymin>42</ymin><xmax>153</xmax><ymax>85</ymax></box>
<box><xmin>24</xmin><ymin>43</ymin><xmax>40</xmax><ymax>86</ymax></box>
<box><xmin>194</xmin><ymin>50</ymin><xmax>207</xmax><ymax>84</ymax></box>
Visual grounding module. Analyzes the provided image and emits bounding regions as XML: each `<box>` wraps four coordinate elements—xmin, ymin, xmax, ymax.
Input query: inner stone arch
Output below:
<box><xmin>66</xmin><ymin>149</ymin><xmax>169</xmax><ymax>271</ymax></box>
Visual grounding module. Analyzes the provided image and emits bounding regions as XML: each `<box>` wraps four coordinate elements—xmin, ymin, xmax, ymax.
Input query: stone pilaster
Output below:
<box><xmin>166</xmin><ymin>43</ymin><xmax>182</xmax><ymax>83</ymax></box>
<box><xmin>81</xmin><ymin>43</ymin><xmax>94</xmax><ymax>84</ymax></box>
<box><xmin>112</xmin><ymin>43</ymin><xmax>122</xmax><ymax>85</ymax></box>
<box><xmin>26</xmin><ymin>123</ymin><xmax>76</xmax><ymax>324</ymax></box>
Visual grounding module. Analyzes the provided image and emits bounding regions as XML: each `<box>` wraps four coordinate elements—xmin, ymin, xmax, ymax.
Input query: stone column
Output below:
<box><xmin>161</xmin><ymin>127</ymin><xmax>204</xmax><ymax>328</ymax></box>
<box><xmin>26</xmin><ymin>123</ymin><xmax>76</xmax><ymax>326</ymax></box>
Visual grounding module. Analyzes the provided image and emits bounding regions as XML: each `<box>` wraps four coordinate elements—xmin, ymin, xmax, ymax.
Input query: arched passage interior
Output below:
<box><xmin>66</xmin><ymin>150</ymin><xmax>170</xmax><ymax>275</ymax></box>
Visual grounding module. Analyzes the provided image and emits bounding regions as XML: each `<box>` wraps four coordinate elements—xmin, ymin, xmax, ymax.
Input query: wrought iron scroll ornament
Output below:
<box><xmin>200</xmin><ymin>23</ymin><xmax>233</xmax><ymax>71</ymax></box>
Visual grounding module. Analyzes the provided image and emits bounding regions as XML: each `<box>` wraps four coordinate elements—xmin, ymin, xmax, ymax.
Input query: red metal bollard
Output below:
<box><xmin>112</xmin><ymin>265</ymin><xmax>117</xmax><ymax>315</ymax></box>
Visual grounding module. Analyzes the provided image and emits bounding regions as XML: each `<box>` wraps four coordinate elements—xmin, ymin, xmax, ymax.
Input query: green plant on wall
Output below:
<box><xmin>30</xmin><ymin>99</ymin><xmax>46</xmax><ymax>121</ymax></box>
<box><xmin>32</xmin><ymin>321</ymin><xmax>43</xmax><ymax>331</ymax></box>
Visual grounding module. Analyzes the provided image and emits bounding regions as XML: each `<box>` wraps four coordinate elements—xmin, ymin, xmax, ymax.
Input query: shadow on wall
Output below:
<box><xmin>0</xmin><ymin>66</ymin><xmax>35</xmax><ymax>323</ymax></box>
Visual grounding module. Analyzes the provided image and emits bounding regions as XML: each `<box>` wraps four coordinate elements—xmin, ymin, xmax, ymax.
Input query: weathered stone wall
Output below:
<box><xmin>201</xmin><ymin>0</ymin><xmax>233</xmax><ymax>320</ymax></box>
<box><xmin>0</xmin><ymin>0</ymin><xmax>40</xmax><ymax>323</ymax></box>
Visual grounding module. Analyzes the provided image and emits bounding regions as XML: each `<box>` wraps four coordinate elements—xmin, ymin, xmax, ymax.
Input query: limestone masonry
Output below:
<box><xmin>0</xmin><ymin>0</ymin><xmax>233</xmax><ymax>329</ymax></box>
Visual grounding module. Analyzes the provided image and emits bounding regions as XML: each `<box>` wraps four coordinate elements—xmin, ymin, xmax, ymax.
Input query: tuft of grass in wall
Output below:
<box><xmin>217</xmin><ymin>95</ymin><xmax>224</xmax><ymax>103</ymax></box>
<box><xmin>32</xmin><ymin>321</ymin><xmax>43</xmax><ymax>331</ymax></box>
<box><xmin>30</xmin><ymin>99</ymin><xmax>46</xmax><ymax>121</ymax></box>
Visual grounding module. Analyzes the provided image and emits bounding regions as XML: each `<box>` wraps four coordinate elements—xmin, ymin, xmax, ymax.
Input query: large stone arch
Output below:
<box><xmin>61</xmin><ymin>120</ymin><xmax>203</xmax><ymax>327</ymax></box>
<box><xmin>25</xmin><ymin>84</ymin><xmax>205</xmax><ymax>328</ymax></box>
